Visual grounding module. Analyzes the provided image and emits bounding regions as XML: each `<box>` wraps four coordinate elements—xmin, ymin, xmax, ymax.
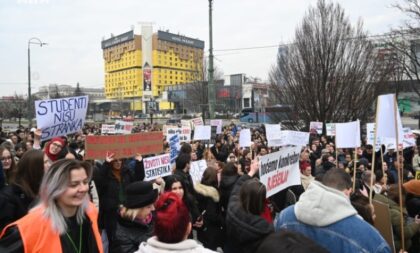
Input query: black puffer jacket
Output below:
<box><xmin>219</xmin><ymin>174</ymin><xmax>239</xmax><ymax>214</ymax></box>
<box><xmin>225</xmin><ymin>175</ymin><xmax>274</xmax><ymax>253</ymax></box>
<box><xmin>93</xmin><ymin>160</ymin><xmax>145</xmax><ymax>242</ymax></box>
<box><xmin>111</xmin><ymin>214</ymin><xmax>154</xmax><ymax>253</ymax></box>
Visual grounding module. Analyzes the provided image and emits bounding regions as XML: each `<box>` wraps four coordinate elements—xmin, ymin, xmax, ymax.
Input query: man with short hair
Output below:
<box><xmin>276</xmin><ymin>169</ymin><xmax>391</xmax><ymax>253</ymax></box>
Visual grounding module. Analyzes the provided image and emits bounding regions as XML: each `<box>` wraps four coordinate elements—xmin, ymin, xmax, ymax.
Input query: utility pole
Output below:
<box><xmin>208</xmin><ymin>0</ymin><xmax>215</xmax><ymax>119</ymax></box>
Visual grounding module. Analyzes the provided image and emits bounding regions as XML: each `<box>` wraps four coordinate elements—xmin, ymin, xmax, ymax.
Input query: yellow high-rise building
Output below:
<box><xmin>102</xmin><ymin>27</ymin><xmax>204</xmax><ymax>112</ymax></box>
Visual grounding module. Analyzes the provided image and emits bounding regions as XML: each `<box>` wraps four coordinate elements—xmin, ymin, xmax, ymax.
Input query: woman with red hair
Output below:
<box><xmin>136</xmin><ymin>192</ymin><xmax>216</xmax><ymax>253</ymax></box>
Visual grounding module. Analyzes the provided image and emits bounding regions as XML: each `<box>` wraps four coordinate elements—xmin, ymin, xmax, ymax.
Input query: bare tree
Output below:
<box><xmin>269</xmin><ymin>0</ymin><xmax>391</xmax><ymax>131</ymax></box>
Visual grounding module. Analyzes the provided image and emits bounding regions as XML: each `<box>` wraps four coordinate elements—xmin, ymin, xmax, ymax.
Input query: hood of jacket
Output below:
<box><xmin>220</xmin><ymin>175</ymin><xmax>239</xmax><ymax>190</ymax></box>
<box><xmin>194</xmin><ymin>183</ymin><xmax>220</xmax><ymax>202</ymax></box>
<box><xmin>295</xmin><ymin>180</ymin><xmax>357</xmax><ymax>226</ymax></box>
<box><xmin>137</xmin><ymin>236</ymin><xmax>215</xmax><ymax>253</ymax></box>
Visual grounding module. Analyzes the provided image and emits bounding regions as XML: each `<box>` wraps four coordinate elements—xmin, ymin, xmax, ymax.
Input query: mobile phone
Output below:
<box><xmin>197</xmin><ymin>210</ymin><xmax>206</xmax><ymax>221</ymax></box>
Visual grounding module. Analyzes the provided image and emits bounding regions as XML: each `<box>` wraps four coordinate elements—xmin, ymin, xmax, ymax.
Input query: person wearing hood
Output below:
<box><xmin>219</xmin><ymin>162</ymin><xmax>240</xmax><ymax>216</ymax></box>
<box><xmin>194</xmin><ymin>167</ymin><xmax>224</xmax><ymax>250</ymax></box>
<box><xmin>275</xmin><ymin>168</ymin><xmax>391</xmax><ymax>253</ymax></box>
<box><xmin>224</xmin><ymin>159</ymin><xmax>274</xmax><ymax>253</ymax></box>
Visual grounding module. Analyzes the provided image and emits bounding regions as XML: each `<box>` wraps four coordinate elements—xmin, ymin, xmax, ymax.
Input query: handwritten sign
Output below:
<box><xmin>259</xmin><ymin>146</ymin><xmax>301</xmax><ymax>197</ymax></box>
<box><xmin>239</xmin><ymin>129</ymin><xmax>252</xmax><ymax>147</ymax></box>
<box><xmin>191</xmin><ymin>117</ymin><xmax>204</xmax><ymax>129</ymax></box>
<box><xmin>166</xmin><ymin>127</ymin><xmax>191</xmax><ymax>142</ymax></box>
<box><xmin>190</xmin><ymin>160</ymin><xmax>207</xmax><ymax>184</ymax></box>
<box><xmin>169</xmin><ymin>134</ymin><xmax>180</xmax><ymax>164</ymax></box>
<box><xmin>326</xmin><ymin>123</ymin><xmax>336</xmax><ymax>136</ymax></box>
<box><xmin>35</xmin><ymin>96</ymin><xmax>88</xmax><ymax>140</ymax></box>
<box><xmin>402</xmin><ymin>128</ymin><xmax>416</xmax><ymax>149</ymax></box>
<box><xmin>280</xmin><ymin>130</ymin><xmax>310</xmax><ymax>147</ymax></box>
<box><xmin>84</xmin><ymin>132</ymin><xmax>163</xmax><ymax>160</ymax></box>
<box><xmin>143</xmin><ymin>153</ymin><xmax>172</xmax><ymax>181</ymax></box>
<box><xmin>115</xmin><ymin>120</ymin><xmax>133</xmax><ymax>134</ymax></box>
<box><xmin>309</xmin><ymin>121</ymin><xmax>323</xmax><ymax>135</ymax></box>
<box><xmin>366</xmin><ymin>123</ymin><xmax>381</xmax><ymax>151</ymax></box>
<box><xmin>210</xmin><ymin>119</ymin><xmax>223</xmax><ymax>134</ymax></box>
<box><xmin>101</xmin><ymin>124</ymin><xmax>115</xmax><ymax>134</ymax></box>
<box><xmin>181</xmin><ymin>120</ymin><xmax>191</xmax><ymax>128</ymax></box>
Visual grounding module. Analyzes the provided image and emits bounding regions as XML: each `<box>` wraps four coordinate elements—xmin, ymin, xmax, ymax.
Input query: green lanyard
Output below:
<box><xmin>65</xmin><ymin>223</ymin><xmax>82</xmax><ymax>253</ymax></box>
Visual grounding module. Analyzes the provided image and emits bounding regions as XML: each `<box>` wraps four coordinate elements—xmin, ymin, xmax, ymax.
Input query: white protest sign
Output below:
<box><xmin>166</xmin><ymin>127</ymin><xmax>191</xmax><ymax>142</ymax></box>
<box><xmin>143</xmin><ymin>153</ymin><xmax>172</xmax><ymax>181</ymax></box>
<box><xmin>193</xmin><ymin>125</ymin><xmax>211</xmax><ymax>140</ymax></box>
<box><xmin>101</xmin><ymin>124</ymin><xmax>115</xmax><ymax>134</ymax></box>
<box><xmin>280</xmin><ymin>130</ymin><xmax>310</xmax><ymax>147</ymax></box>
<box><xmin>403</xmin><ymin>128</ymin><xmax>416</xmax><ymax>149</ymax></box>
<box><xmin>239</xmin><ymin>129</ymin><xmax>252</xmax><ymax>147</ymax></box>
<box><xmin>376</xmin><ymin>94</ymin><xmax>404</xmax><ymax>142</ymax></box>
<box><xmin>191</xmin><ymin>117</ymin><xmax>204</xmax><ymax>129</ymax></box>
<box><xmin>181</xmin><ymin>120</ymin><xmax>191</xmax><ymax>128</ymax></box>
<box><xmin>190</xmin><ymin>160</ymin><xmax>207</xmax><ymax>184</ymax></box>
<box><xmin>259</xmin><ymin>146</ymin><xmax>301</xmax><ymax>197</ymax></box>
<box><xmin>265</xmin><ymin>124</ymin><xmax>281</xmax><ymax>141</ymax></box>
<box><xmin>326</xmin><ymin>123</ymin><xmax>336</xmax><ymax>136</ymax></box>
<box><xmin>366</xmin><ymin>123</ymin><xmax>381</xmax><ymax>151</ymax></box>
<box><xmin>210</xmin><ymin>119</ymin><xmax>223</xmax><ymax>134</ymax></box>
<box><xmin>309</xmin><ymin>121</ymin><xmax>323</xmax><ymax>135</ymax></box>
<box><xmin>115</xmin><ymin>120</ymin><xmax>134</xmax><ymax>134</ymax></box>
<box><xmin>336</xmin><ymin>120</ymin><xmax>361</xmax><ymax>148</ymax></box>
<box><xmin>35</xmin><ymin>95</ymin><xmax>89</xmax><ymax>141</ymax></box>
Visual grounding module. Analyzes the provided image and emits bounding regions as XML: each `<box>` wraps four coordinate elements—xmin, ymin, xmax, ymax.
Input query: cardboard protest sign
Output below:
<box><xmin>115</xmin><ymin>120</ymin><xmax>133</xmax><ymax>134</ymax></box>
<box><xmin>85</xmin><ymin>132</ymin><xmax>163</xmax><ymax>160</ymax></box>
<box><xmin>193</xmin><ymin>125</ymin><xmax>211</xmax><ymax>140</ymax></box>
<box><xmin>239</xmin><ymin>129</ymin><xmax>252</xmax><ymax>147</ymax></box>
<box><xmin>326</xmin><ymin>123</ymin><xmax>336</xmax><ymax>136</ymax></box>
<box><xmin>402</xmin><ymin>128</ymin><xmax>416</xmax><ymax>149</ymax></box>
<box><xmin>101</xmin><ymin>124</ymin><xmax>115</xmax><ymax>134</ymax></box>
<box><xmin>143</xmin><ymin>153</ymin><xmax>172</xmax><ymax>181</ymax></box>
<box><xmin>372</xmin><ymin>200</ymin><xmax>395</xmax><ymax>252</ymax></box>
<box><xmin>191</xmin><ymin>117</ymin><xmax>204</xmax><ymax>129</ymax></box>
<box><xmin>35</xmin><ymin>95</ymin><xmax>88</xmax><ymax>140</ymax></box>
<box><xmin>210</xmin><ymin>119</ymin><xmax>223</xmax><ymax>134</ymax></box>
<box><xmin>190</xmin><ymin>160</ymin><xmax>207</xmax><ymax>184</ymax></box>
<box><xmin>166</xmin><ymin>127</ymin><xmax>191</xmax><ymax>142</ymax></box>
<box><xmin>336</xmin><ymin>120</ymin><xmax>361</xmax><ymax>148</ymax></box>
<box><xmin>309</xmin><ymin>121</ymin><xmax>323</xmax><ymax>135</ymax></box>
<box><xmin>259</xmin><ymin>146</ymin><xmax>301</xmax><ymax>197</ymax></box>
<box><xmin>280</xmin><ymin>130</ymin><xmax>310</xmax><ymax>147</ymax></box>
<box><xmin>169</xmin><ymin>134</ymin><xmax>180</xmax><ymax>164</ymax></box>
<box><xmin>416</xmin><ymin>171</ymin><xmax>420</xmax><ymax>180</ymax></box>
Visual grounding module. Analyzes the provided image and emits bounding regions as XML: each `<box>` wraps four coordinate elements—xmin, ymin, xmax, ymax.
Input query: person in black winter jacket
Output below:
<box><xmin>111</xmin><ymin>181</ymin><xmax>158</xmax><ymax>253</ymax></box>
<box><xmin>210</xmin><ymin>136</ymin><xmax>229</xmax><ymax>162</ymax></box>
<box><xmin>194</xmin><ymin>167</ymin><xmax>225</xmax><ymax>250</ymax></box>
<box><xmin>93</xmin><ymin>152</ymin><xmax>145</xmax><ymax>247</ymax></box>
<box><xmin>225</xmin><ymin>159</ymin><xmax>274</xmax><ymax>253</ymax></box>
<box><xmin>219</xmin><ymin>162</ymin><xmax>240</xmax><ymax>215</ymax></box>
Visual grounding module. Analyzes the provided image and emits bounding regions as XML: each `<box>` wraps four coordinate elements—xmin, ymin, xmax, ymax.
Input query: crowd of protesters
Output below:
<box><xmin>0</xmin><ymin>121</ymin><xmax>419</xmax><ymax>252</ymax></box>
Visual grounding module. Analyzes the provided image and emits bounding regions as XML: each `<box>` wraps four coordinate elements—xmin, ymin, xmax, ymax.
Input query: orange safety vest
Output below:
<box><xmin>0</xmin><ymin>202</ymin><xmax>103</xmax><ymax>253</ymax></box>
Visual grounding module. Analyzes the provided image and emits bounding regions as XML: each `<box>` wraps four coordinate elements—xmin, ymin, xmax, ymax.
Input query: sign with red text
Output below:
<box><xmin>115</xmin><ymin>120</ymin><xmax>133</xmax><ymax>134</ymax></box>
<box><xmin>143</xmin><ymin>153</ymin><xmax>172</xmax><ymax>181</ymax></box>
<box><xmin>166</xmin><ymin>127</ymin><xmax>191</xmax><ymax>142</ymax></box>
<box><xmin>85</xmin><ymin>132</ymin><xmax>163</xmax><ymax>160</ymax></box>
<box><xmin>259</xmin><ymin>146</ymin><xmax>301</xmax><ymax>197</ymax></box>
<box><xmin>191</xmin><ymin>117</ymin><xmax>204</xmax><ymax>129</ymax></box>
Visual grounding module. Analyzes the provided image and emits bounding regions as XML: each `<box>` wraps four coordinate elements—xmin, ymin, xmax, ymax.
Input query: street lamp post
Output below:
<box><xmin>207</xmin><ymin>0</ymin><xmax>216</xmax><ymax>119</ymax></box>
<box><xmin>28</xmin><ymin>37</ymin><xmax>47</xmax><ymax>128</ymax></box>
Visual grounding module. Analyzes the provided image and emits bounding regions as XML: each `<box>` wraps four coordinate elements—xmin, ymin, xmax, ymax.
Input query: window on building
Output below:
<box><xmin>244</xmin><ymin>98</ymin><xmax>251</xmax><ymax>108</ymax></box>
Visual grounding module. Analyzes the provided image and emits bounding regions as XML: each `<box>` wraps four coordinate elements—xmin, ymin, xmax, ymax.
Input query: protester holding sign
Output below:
<box><xmin>225</xmin><ymin>159</ymin><xmax>274</xmax><ymax>253</ymax></box>
<box><xmin>93</xmin><ymin>151</ymin><xmax>145</xmax><ymax>248</ymax></box>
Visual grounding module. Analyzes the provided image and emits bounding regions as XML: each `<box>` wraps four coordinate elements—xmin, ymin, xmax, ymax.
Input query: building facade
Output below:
<box><xmin>102</xmin><ymin>25</ymin><xmax>205</xmax><ymax>112</ymax></box>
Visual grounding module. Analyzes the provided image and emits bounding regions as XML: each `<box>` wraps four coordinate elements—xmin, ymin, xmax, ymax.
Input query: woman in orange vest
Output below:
<box><xmin>0</xmin><ymin>159</ymin><xmax>103</xmax><ymax>253</ymax></box>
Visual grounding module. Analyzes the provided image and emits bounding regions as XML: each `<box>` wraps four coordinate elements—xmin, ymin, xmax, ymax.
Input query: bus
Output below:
<box><xmin>239</xmin><ymin>105</ymin><xmax>294</xmax><ymax>124</ymax></box>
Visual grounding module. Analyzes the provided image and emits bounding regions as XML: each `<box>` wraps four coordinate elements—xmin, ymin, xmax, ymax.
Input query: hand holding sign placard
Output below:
<box><xmin>35</xmin><ymin>95</ymin><xmax>89</xmax><ymax>141</ymax></box>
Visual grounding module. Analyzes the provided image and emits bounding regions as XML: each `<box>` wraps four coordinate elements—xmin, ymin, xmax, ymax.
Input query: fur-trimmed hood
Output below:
<box><xmin>194</xmin><ymin>183</ymin><xmax>220</xmax><ymax>202</ymax></box>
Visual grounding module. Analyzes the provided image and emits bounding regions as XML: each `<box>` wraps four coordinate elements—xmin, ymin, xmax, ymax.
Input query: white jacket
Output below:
<box><xmin>135</xmin><ymin>237</ymin><xmax>217</xmax><ymax>253</ymax></box>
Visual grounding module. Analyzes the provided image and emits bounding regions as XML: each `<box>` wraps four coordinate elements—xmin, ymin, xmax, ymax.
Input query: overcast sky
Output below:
<box><xmin>0</xmin><ymin>0</ymin><xmax>407</xmax><ymax>97</ymax></box>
